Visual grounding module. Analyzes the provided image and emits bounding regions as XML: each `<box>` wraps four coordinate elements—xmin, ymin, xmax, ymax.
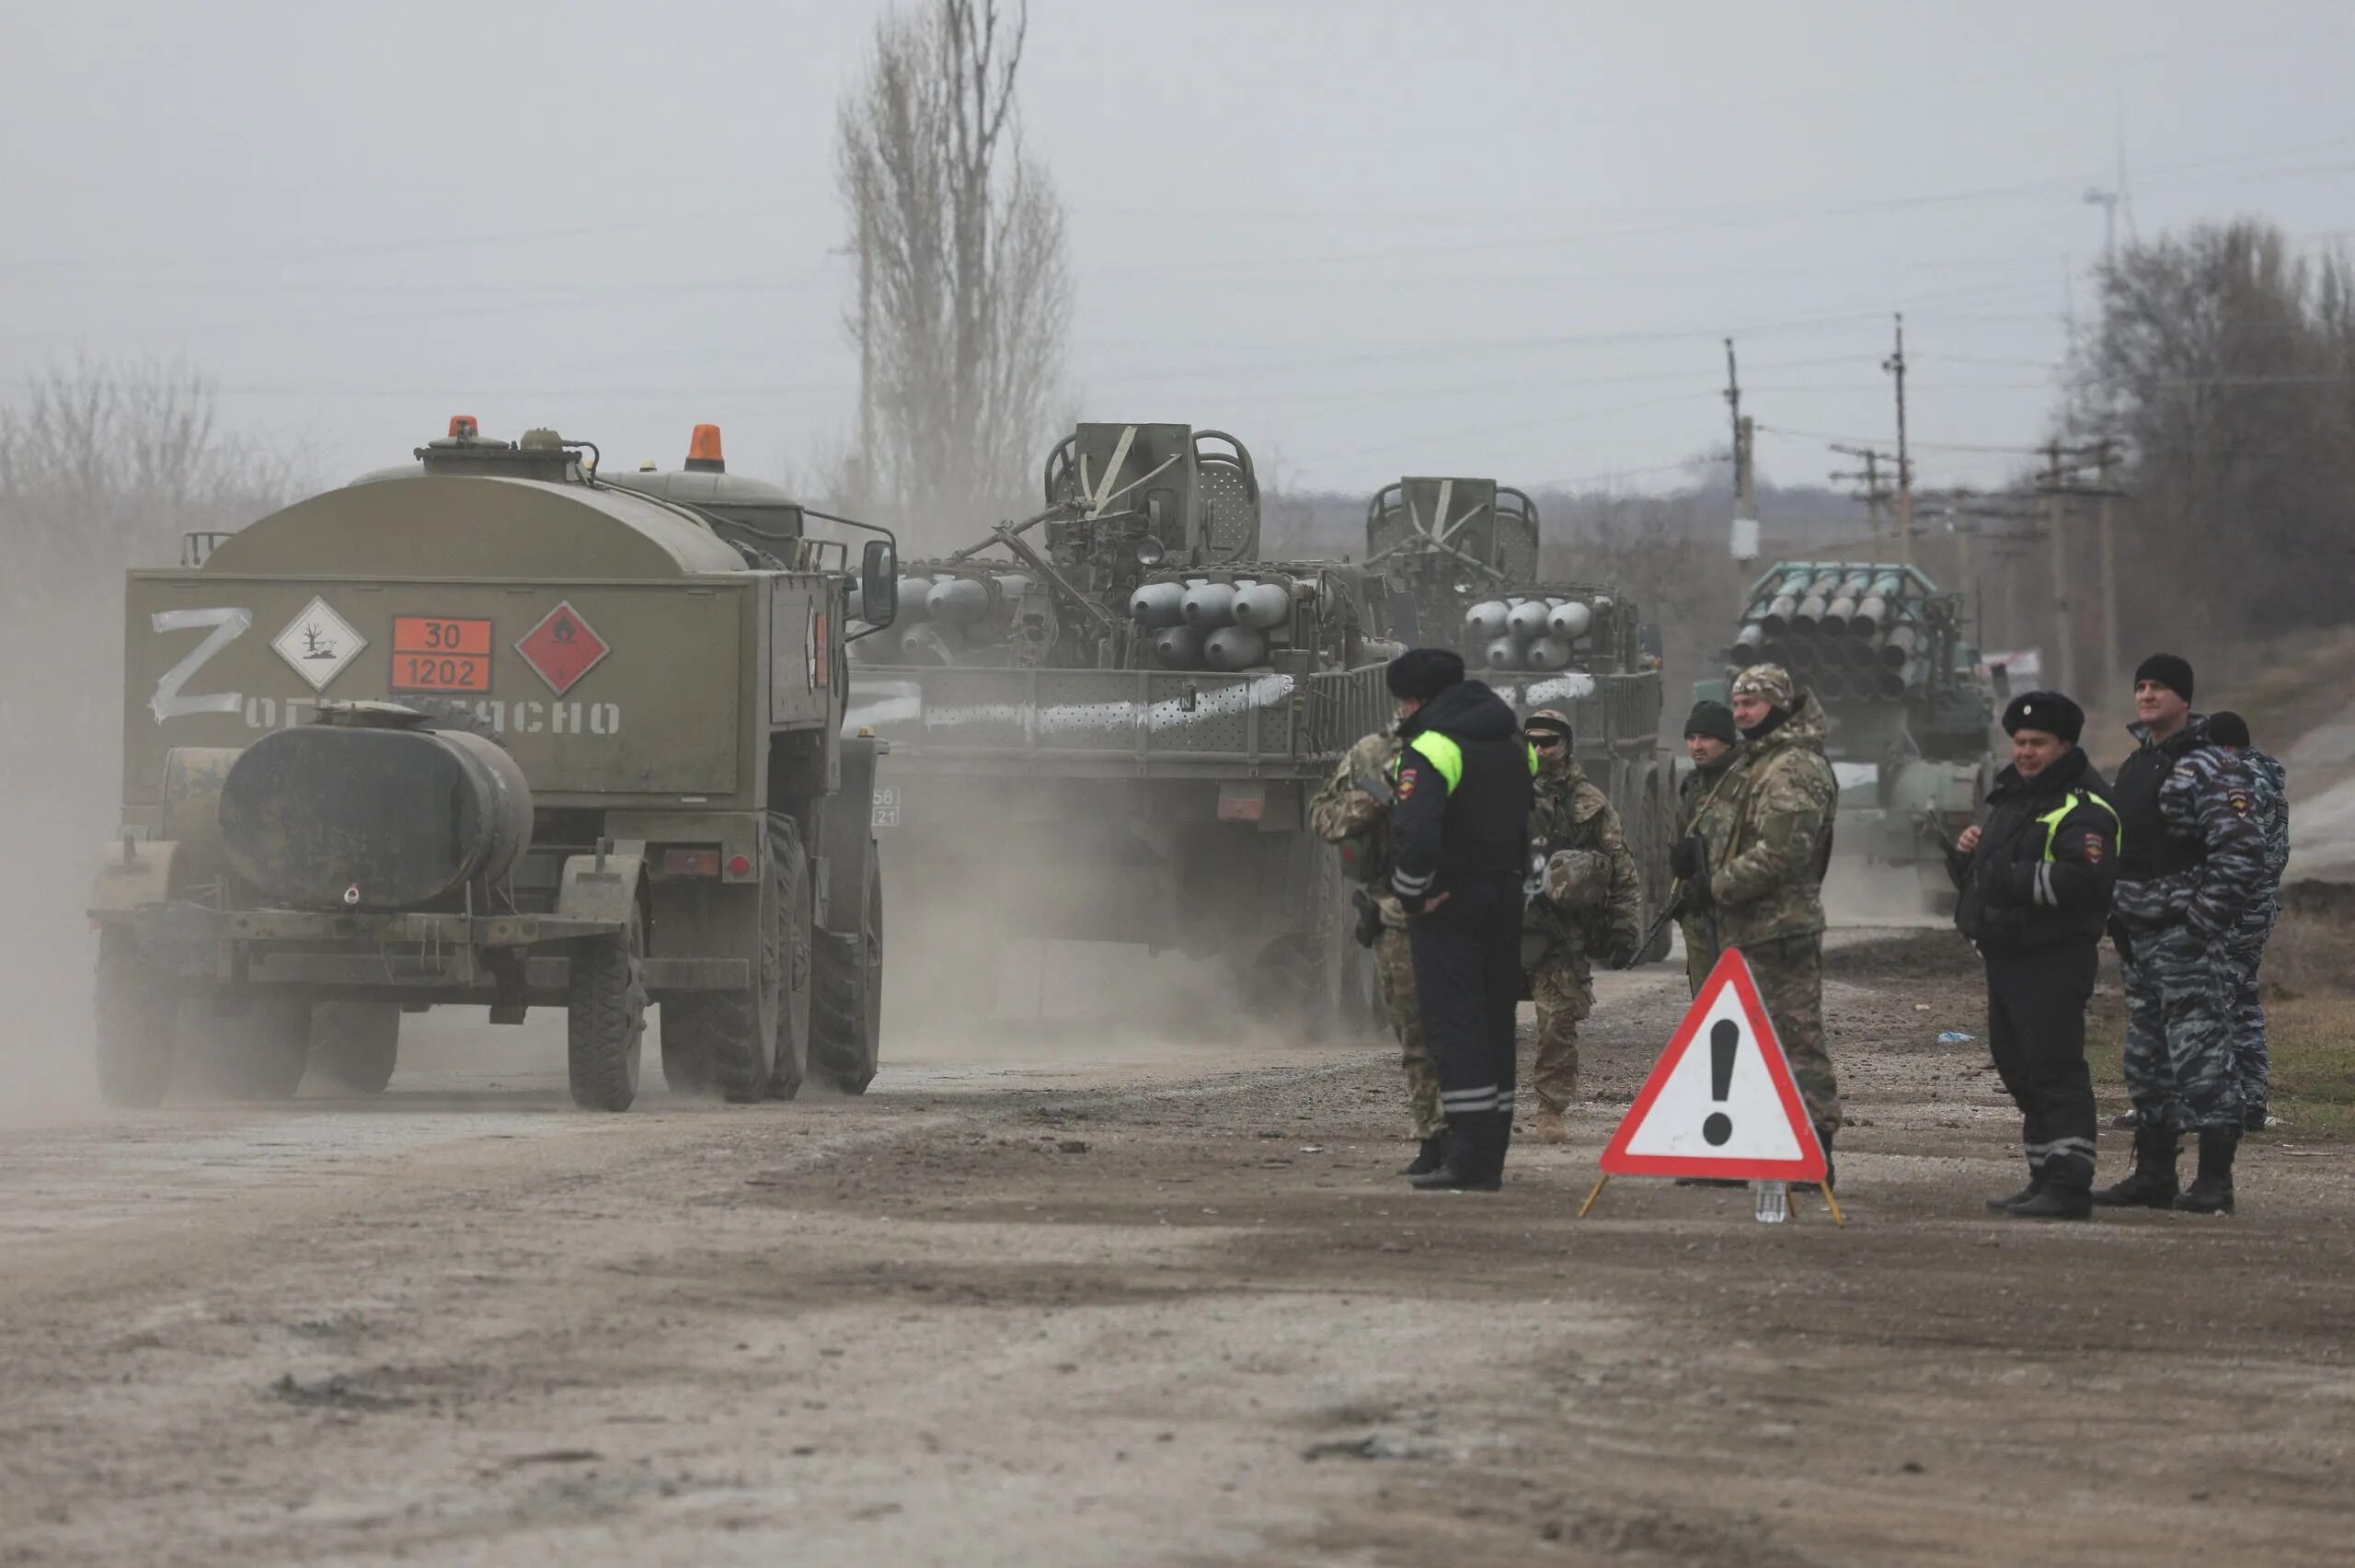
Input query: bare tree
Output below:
<box><xmin>0</xmin><ymin>358</ymin><xmax>299</xmax><ymax>607</ymax></box>
<box><xmin>835</xmin><ymin>0</ymin><xmax>1072</xmax><ymax>548</ymax></box>
<box><xmin>2063</xmin><ymin>220</ymin><xmax>2355</xmax><ymax>643</ymax></box>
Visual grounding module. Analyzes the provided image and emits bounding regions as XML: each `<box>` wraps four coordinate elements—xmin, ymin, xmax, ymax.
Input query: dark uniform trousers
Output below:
<box><xmin>1406</xmin><ymin>873</ymin><xmax>1523</xmax><ymax>1169</ymax></box>
<box><xmin>1983</xmin><ymin>944</ymin><xmax>2100</xmax><ymax>1191</ymax></box>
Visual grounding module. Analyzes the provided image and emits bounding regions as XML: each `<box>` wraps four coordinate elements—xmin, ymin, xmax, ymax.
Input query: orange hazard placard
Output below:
<box><xmin>391</xmin><ymin>615</ymin><xmax>493</xmax><ymax>692</ymax></box>
<box><xmin>1597</xmin><ymin>947</ymin><xmax>1828</xmax><ymax>1183</ymax></box>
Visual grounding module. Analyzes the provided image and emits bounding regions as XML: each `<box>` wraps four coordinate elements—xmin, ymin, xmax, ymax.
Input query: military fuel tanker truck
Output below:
<box><xmin>845</xmin><ymin>422</ymin><xmax>1399</xmax><ymax>1030</ymax></box>
<box><xmin>88</xmin><ymin>420</ymin><xmax>897</xmax><ymax>1111</ymax></box>
<box><xmin>1364</xmin><ymin>477</ymin><xmax>1675</xmax><ymax>961</ymax></box>
<box><xmin>1702</xmin><ymin>560</ymin><xmax>1996</xmax><ymax>907</ymax></box>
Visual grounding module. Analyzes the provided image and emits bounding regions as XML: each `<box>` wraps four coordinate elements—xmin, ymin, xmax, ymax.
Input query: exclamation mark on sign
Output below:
<box><xmin>1703</xmin><ymin>1019</ymin><xmax>1738</xmax><ymax>1146</ymax></box>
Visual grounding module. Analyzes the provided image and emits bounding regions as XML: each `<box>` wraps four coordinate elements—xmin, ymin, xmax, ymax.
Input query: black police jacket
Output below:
<box><xmin>1389</xmin><ymin>679</ymin><xmax>1535</xmax><ymax>911</ymax></box>
<box><xmin>1945</xmin><ymin>745</ymin><xmax>2120</xmax><ymax>955</ymax></box>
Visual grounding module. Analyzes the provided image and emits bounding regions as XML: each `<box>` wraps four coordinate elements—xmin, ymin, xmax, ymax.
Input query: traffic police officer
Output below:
<box><xmin>1946</xmin><ymin>691</ymin><xmax>2119</xmax><ymax>1219</ymax></box>
<box><xmin>2206</xmin><ymin>711</ymin><xmax>2290</xmax><ymax>1130</ymax></box>
<box><xmin>1386</xmin><ymin>647</ymin><xmax>1535</xmax><ymax>1192</ymax></box>
<box><xmin>1309</xmin><ymin>725</ymin><xmax>1444</xmax><ymax>1174</ymax></box>
<box><xmin>1519</xmin><ymin>708</ymin><xmax>1642</xmax><ymax>1144</ymax></box>
<box><xmin>2094</xmin><ymin>654</ymin><xmax>2266</xmax><ymax>1216</ymax></box>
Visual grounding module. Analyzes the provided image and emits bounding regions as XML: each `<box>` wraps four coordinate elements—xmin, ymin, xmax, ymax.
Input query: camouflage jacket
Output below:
<box><xmin>1673</xmin><ymin>755</ymin><xmax>1743</xmax><ymax>933</ymax></box>
<box><xmin>1710</xmin><ymin>691</ymin><xmax>1838</xmax><ymax>947</ymax></box>
<box><xmin>1525</xmin><ymin>758</ymin><xmax>1643</xmax><ymax>966</ymax></box>
<box><xmin>2109</xmin><ymin>716</ymin><xmax>2267</xmax><ymax>939</ymax></box>
<box><xmin>2233</xmin><ymin>745</ymin><xmax>2291</xmax><ymax>933</ymax></box>
<box><xmin>1310</xmin><ymin>728</ymin><xmax>1407</xmax><ymax>928</ymax></box>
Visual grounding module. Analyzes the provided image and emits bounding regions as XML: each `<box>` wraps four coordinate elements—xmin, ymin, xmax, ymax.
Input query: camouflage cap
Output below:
<box><xmin>1524</xmin><ymin>708</ymin><xmax>1574</xmax><ymax>744</ymax></box>
<box><xmin>1730</xmin><ymin>663</ymin><xmax>1795</xmax><ymax>708</ymax></box>
<box><xmin>1544</xmin><ymin>849</ymin><xmax>1611</xmax><ymax>912</ymax></box>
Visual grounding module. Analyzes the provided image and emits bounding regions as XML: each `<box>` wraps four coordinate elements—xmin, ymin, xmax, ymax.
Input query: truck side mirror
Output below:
<box><xmin>859</xmin><ymin>539</ymin><xmax>900</xmax><ymax>628</ymax></box>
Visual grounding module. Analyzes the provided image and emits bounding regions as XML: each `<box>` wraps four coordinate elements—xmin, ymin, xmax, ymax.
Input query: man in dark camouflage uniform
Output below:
<box><xmin>2094</xmin><ymin>655</ymin><xmax>2267</xmax><ymax>1216</ymax></box>
<box><xmin>1684</xmin><ymin>664</ymin><xmax>1844</xmax><ymax>1172</ymax></box>
<box><xmin>1519</xmin><ymin>708</ymin><xmax>1643</xmax><ymax>1144</ymax></box>
<box><xmin>1671</xmin><ymin>700</ymin><xmax>1741</xmax><ymax>995</ymax></box>
<box><xmin>2206</xmin><ymin>711</ymin><xmax>2290</xmax><ymax>1132</ymax></box>
<box><xmin>1309</xmin><ymin>727</ymin><xmax>1443</xmax><ymax>1173</ymax></box>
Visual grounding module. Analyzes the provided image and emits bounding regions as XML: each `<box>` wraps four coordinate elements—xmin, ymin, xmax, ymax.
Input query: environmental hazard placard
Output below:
<box><xmin>1598</xmin><ymin>947</ymin><xmax>1828</xmax><ymax>1182</ymax></box>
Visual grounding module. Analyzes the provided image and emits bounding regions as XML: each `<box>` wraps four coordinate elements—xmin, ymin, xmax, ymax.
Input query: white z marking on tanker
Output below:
<box><xmin>148</xmin><ymin>607</ymin><xmax>253</xmax><ymax>721</ymax></box>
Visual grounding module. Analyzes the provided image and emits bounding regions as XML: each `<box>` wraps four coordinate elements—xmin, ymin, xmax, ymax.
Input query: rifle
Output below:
<box><xmin>1619</xmin><ymin>838</ymin><xmax>1714</xmax><ymax>970</ymax></box>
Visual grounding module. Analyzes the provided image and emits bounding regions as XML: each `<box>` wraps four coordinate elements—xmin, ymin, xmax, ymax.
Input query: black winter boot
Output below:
<box><xmin>2174</xmin><ymin>1130</ymin><xmax>2238</xmax><ymax>1215</ymax></box>
<box><xmin>1398</xmin><ymin>1135</ymin><xmax>1447</xmax><ymax>1177</ymax></box>
<box><xmin>2090</xmin><ymin>1124</ymin><xmax>2179</xmax><ymax>1208</ymax></box>
<box><xmin>2006</xmin><ymin>1185</ymin><xmax>2091</xmax><ymax>1220</ymax></box>
<box><xmin>1986</xmin><ymin>1168</ymin><xmax>2043</xmax><ymax>1214</ymax></box>
<box><xmin>1411</xmin><ymin>1112</ymin><xmax>1502</xmax><ymax>1192</ymax></box>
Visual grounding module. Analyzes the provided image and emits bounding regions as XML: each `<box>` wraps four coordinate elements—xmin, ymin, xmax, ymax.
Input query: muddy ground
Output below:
<box><xmin>3</xmin><ymin>930</ymin><xmax>2351</xmax><ymax>1568</ymax></box>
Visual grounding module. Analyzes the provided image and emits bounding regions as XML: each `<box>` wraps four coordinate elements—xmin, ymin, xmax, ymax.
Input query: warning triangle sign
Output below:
<box><xmin>1599</xmin><ymin>947</ymin><xmax>1827</xmax><ymax>1182</ymax></box>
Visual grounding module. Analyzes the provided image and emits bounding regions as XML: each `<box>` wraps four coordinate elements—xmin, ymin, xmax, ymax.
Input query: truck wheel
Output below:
<box><xmin>764</xmin><ymin>817</ymin><xmax>814</xmax><ymax>1101</ymax></box>
<box><xmin>94</xmin><ymin>928</ymin><xmax>178</xmax><ymax>1108</ymax></box>
<box><xmin>567</xmin><ymin>918</ymin><xmax>647</xmax><ymax>1112</ymax></box>
<box><xmin>699</xmin><ymin>837</ymin><xmax>787</xmax><ymax>1104</ymax></box>
<box><xmin>185</xmin><ymin>996</ymin><xmax>312</xmax><ymax>1101</ymax></box>
<box><xmin>658</xmin><ymin>1004</ymin><xmax>718</xmax><ymax>1096</ymax></box>
<box><xmin>312</xmin><ymin>1002</ymin><xmax>400</xmax><ymax>1094</ymax></box>
<box><xmin>810</xmin><ymin>851</ymin><xmax>883</xmax><ymax>1094</ymax></box>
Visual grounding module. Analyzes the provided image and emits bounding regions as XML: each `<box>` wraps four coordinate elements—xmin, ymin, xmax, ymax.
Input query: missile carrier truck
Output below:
<box><xmin>1364</xmin><ymin>477</ymin><xmax>1676</xmax><ymax>961</ymax></box>
<box><xmin>1699</xmin><ymin>560</ymin><xmax>1996</xmax><ymax>908</ymax></box>
<box><xmin>846</xmin><ymin>422</ymin><xmax>1401</xmax><ymax>1032</ymax></box>
<box><xmin>88</xmin><ymin>420</ymin><xmax>899</xmax><ymax>1112</ymax></box>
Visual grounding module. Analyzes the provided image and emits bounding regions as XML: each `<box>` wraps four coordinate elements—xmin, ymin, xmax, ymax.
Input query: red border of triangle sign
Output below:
<box><xmin>1598</xmin><ymin>946</ymin><xmax>1828</xmax><ymax>1183</ymax></box>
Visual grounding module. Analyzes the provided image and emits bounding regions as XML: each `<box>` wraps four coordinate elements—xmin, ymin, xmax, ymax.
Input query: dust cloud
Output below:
<box><xmin>0</xmin><ymin>587</ymin><xmax>123</xmax><ymax>1117</ymax></box>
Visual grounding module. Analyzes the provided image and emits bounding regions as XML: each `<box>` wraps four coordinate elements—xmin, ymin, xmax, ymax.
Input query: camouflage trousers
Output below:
<box><xmin>1527</xmin><ymin>956</ymin><xmax>1593</xmax><ymax>1114</ymax></box>
<box><xmin>1375</xmin><ymin>926</ymin><xmax>1441</xmax><ymax>1139</ymax></box>
<box><xmin>2120</xmin><ymin>923</ymin><xmax>2244</xmax><ymax>1134</ymax></box>
<box><xmin>2224</xmin><ymin>918</ymin><xmax>2275</xmax><ymax>1123</ymax></box>
<box><xmin>1737</xmin><ymin>933</ymin><xmax>1842</xmax><ymax>1133</ymax></box>
<box><xmin>1679</xmin><ymin>916</ymin><xmax>1720</xmax><ymax>998</ymax></box>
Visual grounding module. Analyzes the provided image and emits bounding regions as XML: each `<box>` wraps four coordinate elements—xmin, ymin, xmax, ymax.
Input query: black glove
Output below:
<box><xmin>1351</xmin><ymin>889</ymin><xmax>1384</xmax><ymax>950</ymax></box>
<box><xmin>1669</xmin><ymin>839</ymin><xmax>1700</xmax><ymax>881</ymax></box>
<box><xmin>1685</xmin><ymin>870</ymin><xmax>1714</xmax><ymax>910</ymax></box>
<box><xmin>2106</xmin><ymin>916</ymin><xmax>2135</xmax><ymax>967</ymax></box>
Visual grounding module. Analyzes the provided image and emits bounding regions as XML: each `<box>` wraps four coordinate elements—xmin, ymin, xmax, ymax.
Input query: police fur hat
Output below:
<box><xmin>2002</xmin><ymin>690</ymin><xmax>2084</xmax><ymax>744</ymax></box>
<box><xmin>1729</xmin><ymin>663</ymin><xmax>1795</xmax><ymax>709</ymax></box>
<box><xmin>1523</xmin><ymin>708</ymin><xmax>1574</xmax><ymax>745</ymax></box>
<box><xmin>2208</xmin><ymin>710</ymin><xmax>2251</xmax><ymax>748</ymax></box>
<box><xmin>1683</xmin><ymin>700</ymin><xmax>1737</xmax><ymax>746</ymax></box>
<box><xmin>1385</xmin><ymin>647</ymin><xmax>1465</xmax><ymax>701</ymax></box>
<box><xmin>2133</xmin><ymin>652</ymin><xmax>2194</xmax><ymax>702</ymax></box>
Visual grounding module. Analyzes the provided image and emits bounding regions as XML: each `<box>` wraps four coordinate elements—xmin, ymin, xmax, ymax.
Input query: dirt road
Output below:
<box><xmin>5</xmin><ymin>933</ymin><xmax>2352</xmax><ymax>1567</ymax></box>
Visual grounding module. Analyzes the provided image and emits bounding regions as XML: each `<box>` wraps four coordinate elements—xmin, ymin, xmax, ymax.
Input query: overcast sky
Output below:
<box><xmin>5</xmin><ymin>1</ymin><xmax>2349</xmax><ymax>505</ymax></box>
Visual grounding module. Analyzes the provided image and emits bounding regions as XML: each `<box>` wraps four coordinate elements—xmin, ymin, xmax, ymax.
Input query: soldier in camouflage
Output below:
<box><xmin>2202</xmin><ymin>711</ymin><xmax>2289</xmax><ymax>1133</ymax></box>
<box><xmin>2094</xmin><ymin>655</ymin><xmax>2267</xmax><ymax>1217</ymax></box>
<box><xmin>1519</xmin><ymin>709</ymin><xmax>1643</xmax><ymax>1144</ymax></box>
<box><xmin>1685</xmin><ymin>664</ymin><xmax>1844</xmax><ymax>1172</ymax></box>
<box><xmin>1309</xmin><ymin>726</ymin><xmax>1444</xmax><ymax>1173</ymax></box>
<box><xmin>1671</xmin><ymin>701</ymin><xmax>1741</xmax><ymax>995</ymax></box>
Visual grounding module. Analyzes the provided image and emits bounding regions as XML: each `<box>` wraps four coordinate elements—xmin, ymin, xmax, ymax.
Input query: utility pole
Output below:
<box><xmin>1725</xmin><ymin>338</ymin><xmax>1758</xmax><ymax>560</ymax></box>
<box><xmin>2094</xmin><ymin>441</ymin><xmax>2120</xmax><ymax>698</ymax></box>
<box><xmin>2043</xmin><ymin>441</ymin><xmax>2074</xmax><ymax>695</ymax></box>
<box><xmin>1830</xmin><ymin>443</ymin><xmax>1897</xmax><ymax>541</ymax></box>
<box><xmin>1882</xmin><ymin>313</ymin><xmax>1913</xmax><ymax>564</ymax></box>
